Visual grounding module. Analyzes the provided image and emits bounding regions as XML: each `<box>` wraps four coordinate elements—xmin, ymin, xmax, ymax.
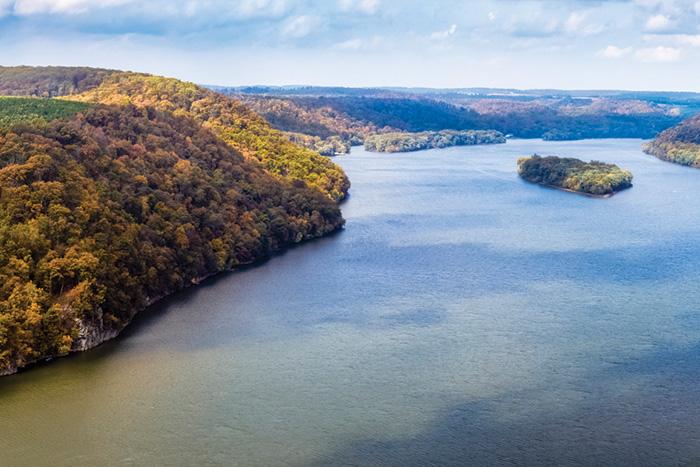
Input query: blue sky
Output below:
<box><xmin>1</xmin><ymin>0</ymin><xmax>700</xmax><ymax>90</ymax></box>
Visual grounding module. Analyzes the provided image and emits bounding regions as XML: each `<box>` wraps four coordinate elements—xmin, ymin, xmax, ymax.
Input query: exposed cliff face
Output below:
<box><xmin>74</xmin><ymin>308</ymin><xmax>120</xmax><ymax>352</ymax></box>
<box><xmin>0</xmin><ymin>363</ymin><xmax>16</xmax><ymax>376</ymax></box>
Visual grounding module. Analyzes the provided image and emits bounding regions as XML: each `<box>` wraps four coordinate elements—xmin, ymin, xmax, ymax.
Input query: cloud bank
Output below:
<box><xmin>1</xmin><ymin>0</ymin><xmax>699</xmax><ymax>90</ymax></box>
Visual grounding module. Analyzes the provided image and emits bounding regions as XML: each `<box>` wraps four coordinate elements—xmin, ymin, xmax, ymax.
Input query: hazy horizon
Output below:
<box><xmin>211</xmin><ymin>83</ymin><xmax>700</xmax><ymax>94</ymax></box>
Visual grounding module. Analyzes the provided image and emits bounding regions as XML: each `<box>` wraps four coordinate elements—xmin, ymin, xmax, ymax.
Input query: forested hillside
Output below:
<box><xmin>71</xmin><ymin>74</ymin><xmax>349</xmax><ymax>201</ymax></box>
<box><xmin>0</xmin><ymin>66</ymin><xmax>115</xmax><ymax>97</ymax></box>
<box><xmin>0</xmin><ymin>67</ymin><xmax>348</xmax><ymax>375</ymax></box>
<box><xmin>225</xmin><ymin>88</ymin><xmax>683</xmax><ymax>153</ymax></box>
<box><xmin>644</xmin><ymin>114</ymin><xmax>700</xmax><ymax>167</ymax></box>
<box><xmin>238</xmin><ymin>96</ymin><xmax>377</xmax><ymax>155</ymax></box>
<box><xmin>0</xmin><ymin>66</ymin><xmax>350</xmax><ymax>201</ymax></box>
<box><xmin>0</xmin><ymin>97</ymin><xmax>89</xmax><ymax>127</ymax></box>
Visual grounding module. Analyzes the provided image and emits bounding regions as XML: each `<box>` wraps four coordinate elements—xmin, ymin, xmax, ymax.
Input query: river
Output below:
<box><xmin>3</xmin><ymin>140</ymin><xmax>700</xmax><ymax>466</ymax></box>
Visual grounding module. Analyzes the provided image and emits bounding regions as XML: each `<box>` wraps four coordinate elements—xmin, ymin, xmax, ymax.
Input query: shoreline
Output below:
<box><xmin>519</xmin><ymin>178</ymin><xmax>629</xmax><ymax>198</ymax></box>
<box><xmin>1</xmin><ymin>223</ymin><xmax>346</xmax><ymax>377</ymax></box>
<box><xmin>365</xmin><ymin>139</ymin><xmax>506</xmax><ymax>154</ymax></box>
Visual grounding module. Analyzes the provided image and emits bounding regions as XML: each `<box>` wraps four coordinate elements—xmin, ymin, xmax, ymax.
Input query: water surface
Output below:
<box><xmin>3</xmin><ymin>140</ymin><xmax>700</xmax><ymax>466</ymax></box>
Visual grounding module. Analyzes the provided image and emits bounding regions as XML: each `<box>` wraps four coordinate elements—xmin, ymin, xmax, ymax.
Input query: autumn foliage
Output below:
<box><xmin>0</xmin><ymin>67</ymin><xmax>347</xmax><ymax>374</ymax></box>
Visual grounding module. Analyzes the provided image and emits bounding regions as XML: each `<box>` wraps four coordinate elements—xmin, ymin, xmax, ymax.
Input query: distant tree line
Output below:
<box><xmin>219</xmin><ymin>91</ymin><xmax>684</xmax><ymax>153</ymax></box>
<box><xmin>364</xmin><ymin>130</ymin><xmax>506</xmax><ymax>153</ymax></box>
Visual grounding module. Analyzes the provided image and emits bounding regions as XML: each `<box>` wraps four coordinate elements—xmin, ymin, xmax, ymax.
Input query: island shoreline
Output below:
<box><xmin>519</xmin><ymin>178</ymin><xmax>617</xmax><ymax>198</ymax></box>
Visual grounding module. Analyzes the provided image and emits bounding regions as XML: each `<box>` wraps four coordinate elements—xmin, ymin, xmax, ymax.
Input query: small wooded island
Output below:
<box><xmin>517</xmin><ymin>155</ymin><xmax>633</xmax><ymax>197</ymax></box>
<box><xmin>364</xmin><ymin>129</ymin><xmax>506</xmax><ymax>153</ymax></box>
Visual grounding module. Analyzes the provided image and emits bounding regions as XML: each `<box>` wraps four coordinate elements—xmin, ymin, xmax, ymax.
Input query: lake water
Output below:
<box><xmin>3</xmin><ymin>139</ymin><xmax>700</xmax><ymax>466</ymax></box>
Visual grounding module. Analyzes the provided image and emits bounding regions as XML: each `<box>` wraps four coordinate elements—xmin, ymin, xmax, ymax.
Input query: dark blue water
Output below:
<box><xmin>3</xmin><ymin>139</ymin><xmax>700</xmax><ymax>466</ymax></box>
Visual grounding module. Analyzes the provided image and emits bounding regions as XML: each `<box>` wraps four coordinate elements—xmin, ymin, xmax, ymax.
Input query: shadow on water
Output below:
<box><xmin>310</xmin><ymin>343</ymin><xmax>700</xmax><ymax>467</ymax></box>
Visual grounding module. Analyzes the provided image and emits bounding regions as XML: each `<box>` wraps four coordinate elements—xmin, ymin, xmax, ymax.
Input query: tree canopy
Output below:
<box><xmin>644</xmin><ymin>114</ymin><xmax>700</xmax><ymax>167</ymax></box>
<box><xmin>517</xmin><ymin>155</ymin><xmax>633</xmax><ymax>196</ymax></box>
<box><xmin>70</xmin><ymin>73</ymin><xmax>350</xmax><ymax>201</ymax></box>
<box><xmin>364</xmin><ymin>130</ymin><xmax>505</xmax><ymax>153</ymax></box>
<box><xmin>0</xmin><ymin>67</ymin><xmax>348</xmax><ymax>375</ymax></box>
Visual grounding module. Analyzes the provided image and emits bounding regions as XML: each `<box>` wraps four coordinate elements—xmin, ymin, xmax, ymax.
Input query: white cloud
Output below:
<box><xmin>671</xmin><ymin>34</ymin><xmax>700</xmax><ymax>46</ymax></box>
<box><xmin>564</xmin><ymin>11</ymin><xmax>603</xmax><ymax>36</ymax></box>
<box><xmin>338</xmin><ymin>0</ymin><xmax>378</xmax><ymax>15</ymax></box>
<box><xmin>333</xmin><ymin>35</ymin><xmax>383</xmax><ymax>51</ymax></box>
<box><xmin>564</xmin><ymin>11</ymin><xmax>585</xmax><ymax>32</ymax></box>
<box><xmin>8</xmin><ymin>0</ymin><xmax>289</xmax><ymax>17</ymax></box>
<box><xmin>645</xmin><ymin>14</ymin><xmax>672</xmax><ymax>32</ymax></box>
<box><xmin>646</xmin><ymin>33</ymin><xmax>700</xmax><ymax>46</ymax></box>
<box><xmin>598</xmin><ymin>45</ymin><xmax>632</xmax><ymax>59</ymax></box>
<box><xmin>281</xmin><ymin>15</ymin><xmax>321</xmax><ymax>39</ymax></box>
<box><xmin>695</xmin><ymin>1</ymin><xmax>700</xmax><ymax>15</ymax></box>
<box><xmin>0</xmin><ymin>0</ymin><xmax>12</xmax><ymax>16</ymax></box>
<box><xmin>634</xmin><ymin>0</ymin><xmax>683</xmax><ymax>15</ymax></box>
<box><xmin>237</xmin><ymin>0</ymin><xmax>288</xmax><ymax>18</ymax></box>
<box><xmin>13</xmin><ymin>0</ymin><xmax>133</xmax><ymax>15</ymax></box>
<box><xmin>430</xmin><ymin>24</ymin><xmax>457</xmax><ymax>40</ymax></box>
<box><xmin>635</xmin><ymin>45</ymin><xmax>681</xmax><ymax>62</ymax></box>
<box><xmin>504</xmin><ymin>13</ymin><xmax>560</xmax><ymax>38</ymax></box>
<box><xmin>488</xmin><ymin>11</ymin><xmax>496</xmax><ymax>22</ymax></box>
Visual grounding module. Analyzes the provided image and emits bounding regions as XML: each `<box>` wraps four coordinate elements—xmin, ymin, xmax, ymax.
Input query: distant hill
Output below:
<box><xmin>218</xmin><ymin>86</ymin><xmax>688</xmax><ymax>154</ymax></box>
<box><xmin>213</xmin><ymin>84</ymin><xmax>700</xmax><ymax>104</ymax></box>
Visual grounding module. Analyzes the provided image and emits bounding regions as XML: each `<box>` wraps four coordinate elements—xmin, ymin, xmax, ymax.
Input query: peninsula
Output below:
<box><xmin>364</xmin><ymin>130</ymin><xmax>506</xmax><ymax>153</ymax></box>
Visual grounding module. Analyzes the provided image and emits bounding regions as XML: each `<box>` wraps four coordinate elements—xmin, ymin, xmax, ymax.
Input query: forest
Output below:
<box><xmin>222</xmin><ymin>88</ymin><xmax>684</xmax><ymax>153</ymax></box>
<box><xmin>0</xmin><ymin>67</ymin><xmax>348</xmax><ymax>375</ymax></box>
<box><xmin>0</xmin><ymin>66</ymin><xmax>116</xmax><ymax>97</ymax></box>
<box><xmin>644</xmin><ymin>114</ymin><xmax>700</xmax><ymax>167</ymax></box>
<box><xmin>364</xmin><ymin>130</ymin><xmax>506</xmax><ymax>153</ymax></box>
<box><xmin>517</xmin><ymin>155</ymin><xmax>633</xmax><ymax>196</ymax></box>
<box><xmin>69</xmin><ymin>73</ymin><xmax>350</xmax><ymax>202</ymax></box>
<box><xmin>0</xmin><ymin>97</ymin><xmax>89</xmax><ymax>127</ymax></box>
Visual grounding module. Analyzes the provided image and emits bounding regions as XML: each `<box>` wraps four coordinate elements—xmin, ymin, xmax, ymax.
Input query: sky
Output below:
<box><xmin>1</xmin><ymin>0</ymin><xmax>700</xmax><ymax>91</ymax></box>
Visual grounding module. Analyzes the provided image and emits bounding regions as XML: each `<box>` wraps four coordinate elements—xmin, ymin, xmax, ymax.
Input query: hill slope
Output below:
<box><xmin>0</xmin><ymin>67</ymin><xmax>347</xmax><ymax>375</ymax></box>
<box><xmin>0</xmin><ymin>104</ymin><xmax>343</xmax><ymax>376</ymax></box>
<box><xmin>0</xmin><ymin>66</ymin><xmax>115</xmax><ymax>97</ymax></box>
<box><xmin>0</xmin><ymin>66</ymin><xmax>349</xmax><ymax>201</ymax></box>
<box><xmin>644</xmin><ymin>114</ymin><xmax>700</xmax><ymax>167</ymax></box>
<box><xmin>224</xmin><ymin>88</ymin><xmax>683</xmax><ymax>153</ymax></box>
<box><xmin>70</xmin><ymin>73</ymin><xmax>349</xmax><ymax>201</ymax></box>
<box><xmin>0</xmin><ymin>96</ymin><xmax>89</xmax><ymax>127</ymax></box>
